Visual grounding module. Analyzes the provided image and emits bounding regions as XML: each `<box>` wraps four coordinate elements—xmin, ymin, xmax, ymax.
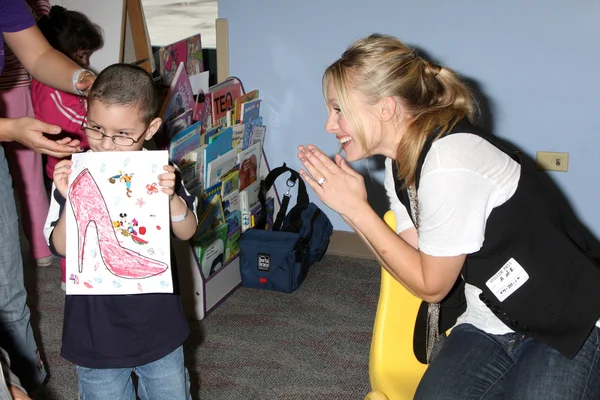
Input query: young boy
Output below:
<box><xmin>44</xmin><ymin>63</ymin><xmax>197</xmax><ymax>399</ymax></box>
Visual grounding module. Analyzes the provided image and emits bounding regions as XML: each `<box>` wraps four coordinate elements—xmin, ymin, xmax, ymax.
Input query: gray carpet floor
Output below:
<box><xmin>23</xmin><ymin>253</ymin><xmax>379</xmax><ymax>399</ymax></box>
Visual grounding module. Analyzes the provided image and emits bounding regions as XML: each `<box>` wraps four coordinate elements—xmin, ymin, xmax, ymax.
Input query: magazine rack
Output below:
<box><xmin>168</xmin><ymin>18</ymin><xmax>282</xmax><ymax>320</ymax></box>
<box><xmin>176</xmin><ymin>150</ymin><xmax>279</xmax><ymax>320</ymax></box>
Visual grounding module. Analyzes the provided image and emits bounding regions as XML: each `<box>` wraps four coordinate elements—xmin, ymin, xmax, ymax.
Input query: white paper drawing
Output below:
<box><xmin>66</xmin><ymin>151</ymin><xmax>172</xmax><ymax>295</ymax></box>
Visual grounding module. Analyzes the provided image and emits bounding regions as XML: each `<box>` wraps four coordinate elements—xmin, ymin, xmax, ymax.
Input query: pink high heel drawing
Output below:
<box><xmin>69</xmin><ymin>168</ymin><xmax>168</xmax><ymax>279</ymax></box>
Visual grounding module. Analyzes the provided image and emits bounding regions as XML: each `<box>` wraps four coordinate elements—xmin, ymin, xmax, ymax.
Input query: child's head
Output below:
<box><xmin>83</xmin><ymin>64</ymin><xmax>162</xmax><ymax>153</ymax></box>
<box><xmin>37</xmin><ymin>6</ymin><xmax>104</xmax><ymax>68</ymax></box>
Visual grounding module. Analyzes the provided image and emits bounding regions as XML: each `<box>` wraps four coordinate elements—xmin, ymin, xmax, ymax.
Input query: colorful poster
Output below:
<box><xmin>66</xmin><ymin>151</ymin><xmax>172</xmax><ymax>295</ymax></box>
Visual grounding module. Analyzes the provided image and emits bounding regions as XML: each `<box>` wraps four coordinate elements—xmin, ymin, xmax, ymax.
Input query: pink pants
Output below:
<box><xmin>0</xmin><ymin>85</ymin><xmax>52</xmax><ymax>260</ymax></box>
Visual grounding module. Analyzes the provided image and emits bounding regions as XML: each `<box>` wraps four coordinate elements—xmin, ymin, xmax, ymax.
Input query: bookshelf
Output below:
<box><xmin>155</xmin><ymin>18</ymin><xmax>280</xmax><ymax>320</ymax></box>
<box><xmin>175</xmin><ymin>150</ymin><xmax>275</xmax><ymax>320</ymax></box>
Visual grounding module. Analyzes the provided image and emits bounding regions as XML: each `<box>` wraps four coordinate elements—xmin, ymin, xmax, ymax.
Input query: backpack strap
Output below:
<box><xmin>256</xmin><ymin>163</ymin><xmax>309</xmax><ymax>231</ymax></box>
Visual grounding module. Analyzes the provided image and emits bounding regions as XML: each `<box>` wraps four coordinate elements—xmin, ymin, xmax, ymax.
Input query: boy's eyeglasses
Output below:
<box><xmin>80</xmin><ymin>119</ymin><xmax>147</xmax><ymax>147</ymax></box>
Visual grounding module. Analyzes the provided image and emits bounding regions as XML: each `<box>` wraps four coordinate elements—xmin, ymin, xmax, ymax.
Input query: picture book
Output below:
<box><xmin>230</xmin><ymin>123</ymin><xmax>245</xmax><ymax>151</ymax></box>
<box><xmin>209</xmin><ymin>78</ymin><xmax>243</xmax><ymax>126</ymax></box>
<box><xmin>162</xmin><ymin>109</ymin><xmax>193</xmax><ymax>147</ymax></box>
<box><xmin>178</xmin><ymin>143</ymin><xmax>207</xmax><ymax>194</ymax></box>
<box><xmin>203</xmin><ymin>125</ymin><xmax>223</xmax><ymax>144</ymax></box>
<box><xmin>206</xmin><ymin>148</ymin><xmax>238</xmax><ymax>189</ymax></box>
<box><xmin>169</xmin><ymin>120</ymin><xmax>202</xmax><ymax>168</ymax></box>
<box><xmin>195</xmin><ymin>193</ymin><xmax>225</xmax><ymax>239</ymax></box>
<box><xmin>250</xmin><ymin>125</ymin><xmax>267</xmax><ymax>147</ymax></box>
<box><xmin>193</xmin><ymin>222</ymin><xmax>228</xmax><ymax>279</ymax></box>
<box><xmin>225</xmin><ymin>227</ymin><xmax>241</xmax><ymax>262</ymax></box>
<box><xmin>179</xmin><ymin>154</ymin><xmax>200</xmax><ymax>193</ymax></box>
<box><xmin>225</xmin><ymin>210</ymin><xmax>241</xmax><ymax>235</ymax></box>
<box><xmin>240</xmin><ymin>99</ymin><xmax>261</xmax><ymax>124</ymax></box>
<box><xmin>66</xmin><ymin>151</ymin><xmax>172</xmax><ymax>295</ymax></box>
<box><xmin>237</xmin><ymin>142</ymin><xmax>262</xmax><ymax>191</ymax></box>
<box><xmin>159</xmin><ymin>62</ymin><xmax>195</xmax><ymax>127</ymax></box>
<box><xmin>202</xmin><ymin>181</ymin><xmax>223</xmax><ymax>208</ymax></box>
<box><xmin>240</xmin><ymin>179</ymin><xmax>261</xmax><ymax>233</ymax></box>
<box><xmin>193</xmin><ymin>91</ymin><xmax>212</xmax><ymax>128</ymax></box>
<box><xmin>158</xmin><ymin>33</ymin><xmax>204</xmax><ymax>87</ymax></box>
<box><xmin>252</xmin><ymin>196</ymin><xmax>275</xmax><ymax>231</ymax></box>
<box><xmin>242</xmin><ymin>117</ymin><xmax>263</xmax><ymax>150</ymax></box>
<box><xmin>203</xmin><ymin>128</ymin><xmax>233</xmax><ymax>187</ymax></box>
<box><xmin>220</xmin><ymin>168</ymin><xmax>240</xmax><ymax>198</ymax></box>
<box><xmin>233</xmin><ymin>90</ymin><xmax>259</xmax><ymax>124</ymax></box>
<box><xmin>222</xmin><ymin>190</ymin><xmax>240</xmax><ymax>213</ymax></box>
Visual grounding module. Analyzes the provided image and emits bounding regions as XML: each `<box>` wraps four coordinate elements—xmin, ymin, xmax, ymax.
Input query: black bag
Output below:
<box><xmin>238</xmin><ymin>164</ymin><xmax>333</xmax><ymax>293</ymax></box>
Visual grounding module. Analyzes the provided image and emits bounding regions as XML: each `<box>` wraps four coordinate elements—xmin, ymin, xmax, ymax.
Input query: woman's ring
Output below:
<box><xmin>317</xmin><ymin>177</ymin><xmax>326</xmax><ymax>186</ymax></box>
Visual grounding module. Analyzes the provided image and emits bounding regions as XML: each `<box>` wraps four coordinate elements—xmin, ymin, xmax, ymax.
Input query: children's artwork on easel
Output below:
<box><xmin>66</xmin><ymin>151</ymin><xmax>172</xmax><ymax>295</ymax></box>
<box><xmin>158</xmin><ymin>33</ymin><xmax>204</xmax><ymax>86</ymax></box>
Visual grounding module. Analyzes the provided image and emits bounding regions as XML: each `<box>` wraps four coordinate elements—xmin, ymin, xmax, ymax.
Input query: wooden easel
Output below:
<box><xmin>215</xmin><ymin>18</ymin><xmax>229</xmax><ymax>83</ymax></box>
<box><xmin>120</xmin><ymin>0</ymin><xmax>154</xmax><ymax>74</ymax></box>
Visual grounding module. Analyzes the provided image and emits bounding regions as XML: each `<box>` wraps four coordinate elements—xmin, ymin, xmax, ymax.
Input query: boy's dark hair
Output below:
<box><xmin>88</xmin><ymin>64</ymin><xmax>160</xmax><ymax>125</ymax></box>
<box><xmin>38</xmin><ymin>6</ymin><xmax>104</xmax><ymax>57</ymax></box>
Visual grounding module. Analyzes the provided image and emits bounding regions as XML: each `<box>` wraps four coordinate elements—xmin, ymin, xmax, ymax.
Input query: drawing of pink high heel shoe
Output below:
<box><xmin>69</xmin><ymin>168</ymin><xmax>168</xmax><ymax>279</ymax></box>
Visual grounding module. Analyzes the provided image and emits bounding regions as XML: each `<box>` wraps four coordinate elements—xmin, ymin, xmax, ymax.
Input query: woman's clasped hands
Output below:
<box><xmin>297</xmin><ymin>144</ymin><xmax>368</xmax><ymax>219</ymax></box>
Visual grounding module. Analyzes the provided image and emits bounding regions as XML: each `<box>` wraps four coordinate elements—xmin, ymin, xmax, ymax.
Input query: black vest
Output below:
<box><xmin>393</xmin><ymin>118</ymin><xmax>600</xmax><ymax>359</ymax></box>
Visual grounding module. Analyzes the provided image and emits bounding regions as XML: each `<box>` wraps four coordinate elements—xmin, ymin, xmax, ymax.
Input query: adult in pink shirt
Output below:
<box><xmin>0</xmin><ymin>0</ymin><xmax>52</xmax><ymax>269</ymax></box>
<box><xmin>0</xmin><ymin>0</ymin><xmax>95</xmax><ymax>394</ymax></box>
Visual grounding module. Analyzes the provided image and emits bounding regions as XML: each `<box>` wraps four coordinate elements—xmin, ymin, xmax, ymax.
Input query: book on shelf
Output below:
<box><xmin>159</xmin><ymin>62</ymin><xmax>195</xmax><ymax>145</ymax></box>
<box><xmin>208</xmin><ymin>78</ymin><xmax>243</xmax><ymax>127</ymax></box>
<box><xmin>160</xmin><ymin>62</ymin><xmax>194</xmax><ymax>123</ymax></box>
<box><xmin>206</xmin><ymin>149</ymin><xmax>238</xmax><ymax>190</ymax></box>
<box><xmin>220</xmin><ymin>168</ymin><xmax>240</xmax><ymax>198</ymax></box>
<box><xmin>162</xmin><ymin>109</ymin><xmax>193</xmax><ymax>147</ymax></box>
<box><xmin>233</xmin><ymin>90</ymin><xmax>259</xmax><ymax>124</ymax></box>
<box><xmin>239</xmin><ymin>179</ymin><xmax>261</xmax><ymax>233</ymax></box>
<box><xmin>203</xmin><ymin>129</ymin><xmax>234</xmax><ymax>188</ymax></box>
<box><xmin>252</xmin><ymin>196</ymin><xmax>275</xmax><ymax>231</ymax></box>
<box><xmin>241</xmin><ymin>117</ymin><xmax>263</xmax><ymax>150</ymax></box>
<box><xmin>225</xmin><ymin>227</ymin><xmax>241</xmax><ymax>263</ymax></box>
<box><xmin>195</xmin><ymin>193</ymin><xmax>226</xmax><ymax>240</ymax></box>
<box><xmin>192</xmin><ymin>222</ymin><xmax>228</xmax><ymax>279</ymax></box>
<box><xmin>223</xmin><ymin>190</ymin><xmax>240</xmax><ymax>214</ymax></box>
<box><xmin>250</xmin><ymin>125</ymin><xmax>267</xmax><ymax>148</ymax></box>
<box><xmin>237</xmin><ymin>142</ymin><xmax>261</xmax><ymax>191</ymax></box>
<box><xmin>240</xmin><ymin>99</ymin><xmax>261</xmax><ymax>124</ymax></box>
<box><xmin>169</xmin><ymin>120</ymin><xmax>203</xmax><ymax>167</ymax></box>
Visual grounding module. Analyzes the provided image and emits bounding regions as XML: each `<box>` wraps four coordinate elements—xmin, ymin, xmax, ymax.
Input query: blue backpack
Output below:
<box><xmin>238</xmin><ymin>164</ymin><xmax>333</xmax><ymax>293</ymax></box>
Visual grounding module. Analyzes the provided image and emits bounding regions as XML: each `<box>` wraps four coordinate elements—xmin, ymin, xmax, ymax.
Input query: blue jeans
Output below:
<box><xmin>0</xmin><ymin>146</ymin><xmax>46</xmax><ymax>391</ymax></box>
<box><xmin>76</xmin><ymin>345</ymin><xmax>192</xmax><ymax>400</ymax></box>
<box><xmin>415</xmin><ymin>323</ymin><xmax>600</xmax><ymax>399</ymax></box>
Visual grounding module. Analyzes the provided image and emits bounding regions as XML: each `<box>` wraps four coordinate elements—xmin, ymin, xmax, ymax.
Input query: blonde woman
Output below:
<box><xmin>298</xmin><ymin>33</ymin><xmax>600</xmax><ymax>399</ymax></box>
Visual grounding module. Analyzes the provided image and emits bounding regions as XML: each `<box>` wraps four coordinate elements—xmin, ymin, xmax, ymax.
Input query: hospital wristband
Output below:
<box><xmin>171</xmin><ymin>207</ymin><xmax>189</xmax><ymax>223</ymax></box>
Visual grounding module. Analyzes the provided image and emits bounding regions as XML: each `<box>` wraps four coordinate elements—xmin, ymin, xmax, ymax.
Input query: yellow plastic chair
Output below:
<box><xmin>365</xmin><ymin>211</ymin><xmax>427</xmax><ymax>400</ymax></box>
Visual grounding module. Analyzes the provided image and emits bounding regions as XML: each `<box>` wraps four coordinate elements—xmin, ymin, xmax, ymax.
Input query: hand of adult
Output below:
<box><xmin>297</xmin><ymin>144</ymin><xmax>369</xmax><ymax>218</ymax></box>
<box><xmin>6</xmin><ymin>117</ymin><xmax>82</xmax><ymax>158</ymax></box>
<box><xmin>8</xmin><ymin>384</ymin><xmax>32</xmax><ymax>400</ymax></box>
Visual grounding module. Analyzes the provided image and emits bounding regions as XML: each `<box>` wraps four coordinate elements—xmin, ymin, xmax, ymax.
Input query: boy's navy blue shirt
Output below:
<box><xmin>45</xmin><ymin>172</ymin><xmax>196</xmax><ymax>369</ymax></box>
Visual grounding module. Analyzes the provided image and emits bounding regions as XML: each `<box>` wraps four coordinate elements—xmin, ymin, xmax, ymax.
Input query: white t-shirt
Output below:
<box><xmin>385</xmin><ymin>133</ymin><xmax>600</xmax><ymax>332</ymax></box>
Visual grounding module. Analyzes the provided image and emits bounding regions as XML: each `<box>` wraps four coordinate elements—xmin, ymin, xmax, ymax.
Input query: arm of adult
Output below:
<box><xmin>0</xmin><ymin>1</ymin><xmax>91</xmax><ymax>155</ymax></box>
<box><xmin>4</xmin><ymin>25</ymin><xmax>95</xmax><ymax>95</ymax></box>
<box><xmin>297</xmin><ymin>144</ymin><xmax>466</xmax><ymax>303</ymax></box>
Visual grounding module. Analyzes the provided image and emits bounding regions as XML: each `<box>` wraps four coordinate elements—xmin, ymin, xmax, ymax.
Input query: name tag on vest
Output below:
<box><xmin>486</xmin><ymin>258</ymin><xmax>529</xmax><ymax>302</ymax></box>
